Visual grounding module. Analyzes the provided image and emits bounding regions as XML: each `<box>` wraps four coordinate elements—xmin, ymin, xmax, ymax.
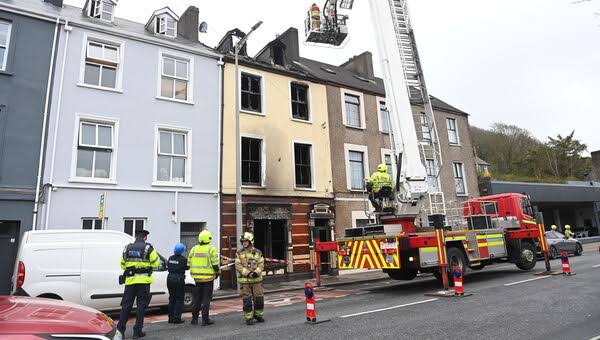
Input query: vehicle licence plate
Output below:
<box><xmin>380</xmin><ymin>242</ymin><xmax>396</xmax><ymax>250</ymax></box>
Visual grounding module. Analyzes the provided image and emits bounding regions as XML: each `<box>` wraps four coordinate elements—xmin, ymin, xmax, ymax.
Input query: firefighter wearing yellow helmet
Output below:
<box><xmin>564</xmin><ymin>225</ymin><xmax>575</xmax><ymax>238</ymax></box>
<box><xmin>367</xmin><ymin>163</ymin><xmax>393</xmax><ymax>211</ymax></box>
<box><xmin>235</xmin><ymin>232</ymin><xmax>265</xmax><ymax>325</ymax></box>
<box><xmin>188</xmin><ymin>229</ymin><xmax>220</xmax><ymax>326</ymax></box>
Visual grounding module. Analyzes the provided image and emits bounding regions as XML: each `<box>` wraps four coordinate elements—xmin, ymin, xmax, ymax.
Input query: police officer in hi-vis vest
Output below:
<box><xmin>116</xmin><ymin>229</ymin><xmax>159</xmax><ymax>339</ymax></box>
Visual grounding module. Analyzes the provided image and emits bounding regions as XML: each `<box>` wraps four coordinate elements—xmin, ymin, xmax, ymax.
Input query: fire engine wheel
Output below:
<box><xmin>516</xmin><ymin>242</ymin><xmax>537</xmax><ymax>271</ymax></box>
<box><xmin>433</xmin><ymin>247</ymin><xmax>466</xmax><ymax>286</ymax></box>
<box><xmin>385</xmin><ymin>269</ymin><xmax>418</xmax><ymax>281</ymax></box>
<box><xmin>549</xmin><ymin>246</ymin><xmax>559</xmax><ymax>259</ymax></box>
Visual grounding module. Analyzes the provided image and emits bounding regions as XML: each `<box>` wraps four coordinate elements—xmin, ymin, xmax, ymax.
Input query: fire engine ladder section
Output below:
<box><xmin>388</xmin><ymin>0</ymin><xmax>445</xmax><ymax>217</ymax></box>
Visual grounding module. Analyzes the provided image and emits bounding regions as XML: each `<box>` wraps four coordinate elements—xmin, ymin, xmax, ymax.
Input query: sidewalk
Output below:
<box><xmin>213</xmin><ymin>269</ymin><xmax>389</xmax><ymax>300</ymax></box>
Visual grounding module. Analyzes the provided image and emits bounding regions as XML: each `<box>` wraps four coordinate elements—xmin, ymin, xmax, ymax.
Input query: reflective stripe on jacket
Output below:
<box><xmin>120</xmin><ymin>241</ymin><xmax>159</xmax><ymax>285</ymax></box>
<box><xmin>188</xmin><ymin>244</ymin><xmax>219</xmax><ymax>282</ymax></box>
<box><xmin>235</xmin><ymin>247</ymin><xmax>264</xmax><ymax>284</ymax></box>
<box><xmin>368</xmin><ymin>171</ymin><xmax>392</xmax><ymax>192</ymax></box>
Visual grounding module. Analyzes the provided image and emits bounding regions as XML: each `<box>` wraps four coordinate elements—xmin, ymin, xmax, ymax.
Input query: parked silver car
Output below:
<box><xmin>545</xmin><ymin>231</ymin><xmax>583</xmax><ymax>259</ymax></box>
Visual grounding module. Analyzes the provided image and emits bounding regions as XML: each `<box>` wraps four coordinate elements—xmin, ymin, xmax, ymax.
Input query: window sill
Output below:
<box><xmin>69</xmin><ymin>177</ymin><xmax>117</xmax><ymax>185</ymax></box>
<box><xmin>456</xmin><ymin>193</ymin><xmax>469</xmax><ymax>197</ymax></box>
<box><xmin>240</xmin><ymin>109</ymin><xmax>265</xmax><ymax>117</ymax></box>
<box><xmin>291</xmin><ymin>117</ymin><xmax>312</xmax><ymax>124</ymax></box>
<box><xmin>152</xmin><ymin>182</ymin><xmax>193</xmax><ymax>188</ymax></box>
<box><xmin>0</xmin><ymin>70</ymin><xmax>13</xmax><ymax>76</ymax></box>
<box><xmin>349</xmin><ymin>189</ymin><xmax>366</xmax><ymax>193</ymax></box>
<box><xmin>155</xmin><ymin>96</ymin><xmax>195</xmax><ymax>105</ymax></box>
<box><xmin>344</xmin><ymin>124</ymin><xmax>366</xmax><ymax>131</ymax></box>
<box><xmin>380</xmin><ymin>130</ymin><xmax>390</xmax><ymax>134</ymax></box>
<box><xmin>77</xmin><ymin>83</ymin><xmax>123</xmax><ymax>93</ymax></box>
<box><xmin>242</xmin><ymin>185</ymin><xmax>265</xmax><ymax>189</ymax></box>
<box><xmin>294</xmin><ymin>187</ymin><xmax>316</xmax><ymax>192</ymax></box>
<box><xmin>449</xmin><ymin>143</ymin><xmax>461</xmax><ymax>147</ymax></box>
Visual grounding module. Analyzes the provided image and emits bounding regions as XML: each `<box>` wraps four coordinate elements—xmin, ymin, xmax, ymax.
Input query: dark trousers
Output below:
<box><xmin>369</xmin><ymin>192</ymin><xmax>382</xmax><ymax>211</ymax></box>
<box><xmin>167</xmin><ymin>276</ymin><xmax>185</xmax><ymax>322</ymax></box>
<box><xmin>116</xmin><ymin>284</ymin><xmax>151</xmax><ymax>335</ymax></box>
<box><xmin>192</xmin><ymin>281</ymin><xmax>214</xmax><ymax>321</ymax></box>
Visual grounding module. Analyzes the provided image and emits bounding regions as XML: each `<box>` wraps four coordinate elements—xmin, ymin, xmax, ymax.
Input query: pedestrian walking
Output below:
<box><xmin>115</xmin><ymin>229</ymin><xmax>159</xmax><ymax>339</ymax></box>
<box><xmin>188</xmin><ymin>230</ymin><xmax>220</xmax><ymax>326</ymax></box>
<box><xmin>235</xmin><ymin>232</ymin><xmax>265</xmax><ymax>325</ymax></box>
<box><xmin>167</xmin><ymin>243</ymin><xmax>189</xmax><ymax>324</ymax></box>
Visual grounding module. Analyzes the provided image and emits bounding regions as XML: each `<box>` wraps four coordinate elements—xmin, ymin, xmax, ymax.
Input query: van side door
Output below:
<box><xmin>80</xmin><ymin>242</ymin><xmax>127</xmax><ymax>311</ymax></box>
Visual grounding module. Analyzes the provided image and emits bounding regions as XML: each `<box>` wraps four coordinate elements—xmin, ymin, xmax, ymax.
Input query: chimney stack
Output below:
<box><xmin>340</xmin><ymin>52</ymin><xmax>375</xmax><ymax>79</ymax></box>
<box><xmin>178</xmin><ymin>6</ymin><xmax>200</xmax><ymax>41</ymax></box>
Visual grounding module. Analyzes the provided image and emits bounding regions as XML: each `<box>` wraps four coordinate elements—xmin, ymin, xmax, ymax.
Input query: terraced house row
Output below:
<box><xmin>0</xmin><ymin>0</ymin><xmax>478</xmax><ymax>291</ymax></box>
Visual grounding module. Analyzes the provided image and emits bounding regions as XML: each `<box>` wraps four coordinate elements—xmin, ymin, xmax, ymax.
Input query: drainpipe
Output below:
<box><xmin>43</xmin><ymin>21</ymin><xmax>72</xmax><ymax>230</ymax></box>
<box><xmin>32</xmin><ymin>18</ymin><xmax>60</xmax><ymax>230</ymax></box>
<box><xmin>217</xmin><ymin>57</ymin><xmax>224</xmax><ymax>288</ymax></box>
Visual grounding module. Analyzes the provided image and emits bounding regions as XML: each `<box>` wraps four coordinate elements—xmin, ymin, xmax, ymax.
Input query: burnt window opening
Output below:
<box><xmin>272</xmin><ymin>46</ymin><xmax>285</xmax><ymax>66</ymax></box>
<box><xmin>242</xmin><ymin>137</ymin><xmax>262</xmax><ymax>186</ymax></box>
<box><xmin>291</xmin><ymin>83</ymin><xmax>309</xmax><ymax>121</ymax></box>
<box><xmin>241</xmin><ymin>73</ymin><xmax>262</xmax><ymax>113</ymax></box>
<box><xmin>294</xmin><ymin>143</ymin><xmax>312</xmax><ymax>188</ymax></box>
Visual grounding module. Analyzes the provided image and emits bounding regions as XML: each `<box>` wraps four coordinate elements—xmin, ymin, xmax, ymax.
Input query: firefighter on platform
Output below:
<box><xmin>116</xmin><ymin>229</ymin><xmax>159</xmax><ymax>340</ymax></box>
<box><xmin>564</xmin><ymin>225</ymin><xmax>575</xmax><ymax>238</ymax></box>
<box><xmin>550</xmin><ymin>224</ymin><xmax>557</xmax><ymax>232</ymax></box>
<box><xmin>235</xmin><ymin>232</ymin><xmax>265</xmax><ymax>325</ymax></box>
<box><xmin>366</xmin><ymin>164</ymin><xmax>393</xmax><ymax>211</ymax></box>
<box><xmin>167</xmin><ymin>243</ymin><xmax>189</xmax><ymax>324</ymax></box>
<box><xmin>310</xmin><ymin>3</ymin><xmax>321</xmax><ymax>31</ymax></box>
<box><xmin>188</xmin><ymin>230</ymin><xmax>220</xmax><ymax>326</ymax></box>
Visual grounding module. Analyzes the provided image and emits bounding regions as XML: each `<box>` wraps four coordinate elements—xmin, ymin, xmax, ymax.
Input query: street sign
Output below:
<box><xmin>98</xmin><ymin>192</ymin><xmax>105</xmax><ymax>220</ymax></box>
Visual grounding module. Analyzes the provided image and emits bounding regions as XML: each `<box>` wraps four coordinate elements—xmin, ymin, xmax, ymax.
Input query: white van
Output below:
<box><xmin>11</xmin><ymin>230</ymin><xmax>197</xmax><ymax>312</ymax></box>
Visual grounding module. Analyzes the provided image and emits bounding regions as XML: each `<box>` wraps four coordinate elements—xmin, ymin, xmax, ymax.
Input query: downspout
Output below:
<box><xmin>43</xmin><ymin>21</ymin><xmax>72</xmax><ymax>230</ymax></box>
<box><xmin>217</xmin><ymin>57</ymin><xmax>224</xmax><ymax>288</ymax></box>
<box><xmin>32</xmin><ymin>18</ymin><xmax>60</xmax><ymax>230</ymax></box>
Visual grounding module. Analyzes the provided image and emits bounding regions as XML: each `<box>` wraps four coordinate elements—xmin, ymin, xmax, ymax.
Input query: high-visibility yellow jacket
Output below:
<box><xmin>368</xmin><ymin>171</ymin><xmax>392</xmax><ymax>192</ymax></box>
<box><xmin>564</xmin><ymin>230</ymin><xmax>575</xmax><ymax>238</ymax></box>
<box><xmin>188</xmin><ymin>244</ymin><xmax>219</xmax><ymax>282</ymax></box>
<box><xmin>120</xmin><ymin>240</ymin><xmax>159</xmax><ymax>285</ymax></box>
<box><xmin>235</xmin><ymin>246</ymin><xmax>264</xmax><ymax>284</ymax></box>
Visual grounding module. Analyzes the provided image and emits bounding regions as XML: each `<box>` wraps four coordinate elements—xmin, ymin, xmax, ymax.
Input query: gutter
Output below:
<box><xmin>32</xmin><ymin>17</ymin><xmax>60</xmax><ymax>230</ymax></box>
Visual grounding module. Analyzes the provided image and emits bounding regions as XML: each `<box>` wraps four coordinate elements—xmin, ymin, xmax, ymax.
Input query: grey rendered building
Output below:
<box><xmin>0</xmin><ymin>0</ymin><xmax>63</xmax><ymax>294</ymax></box>
<box><xmin>17</xmin><ymin>1</ymin><xmax>224</xmax><ymax>257</ymax></box>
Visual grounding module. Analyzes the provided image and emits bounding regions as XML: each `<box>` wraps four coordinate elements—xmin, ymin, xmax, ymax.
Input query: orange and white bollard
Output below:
<box><xmin>305</xmin><ymin>282</ymin><xmax>317</xmax><ymax>323</ymax></box>
<box><xmin>560</xmin><ymin>252</ymin><xmax>574</xmax><ymax>275</ymax></box>
<box><xmin>452</xmin><ymin>266</ymin><xmax>464</xmax><ymax>296</ymax></box>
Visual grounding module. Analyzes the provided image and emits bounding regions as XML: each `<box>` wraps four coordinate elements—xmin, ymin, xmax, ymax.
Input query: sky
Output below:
<box><xmin>64</xmin><ymin>0</ymin><xmax>600</xmax><ymax>152</ymax></box>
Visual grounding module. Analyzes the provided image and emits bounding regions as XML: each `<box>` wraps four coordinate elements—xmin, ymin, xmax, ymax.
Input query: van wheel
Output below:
<box><xmin>38</xmin><ymin>294</ymin><xmax>62</xmax><ymax>300</ymax></box>
<box><xmin>183</xmin><ymin>285</ymin><xmax>196</xmax><ymax>312</ymax></box>
<box><xmin>516</xmin><ymin>242</ymin><xmax>537</xmax><ymax>271</ymax></box>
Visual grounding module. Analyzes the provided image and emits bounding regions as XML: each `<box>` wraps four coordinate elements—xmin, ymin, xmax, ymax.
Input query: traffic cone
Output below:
<box><xmin>305</xmin><ymin>282</ymin><xmax>317</xmax><ymax>323</ymax></box>
<box><xmin>560</xmin><ymin>252</ymin><xmax>574</xmax><ymax>276</ymax></box>
<box><xmin>452</xmin><ymin>266</ymin><xmax>464</xmax><ymax>296</ymax></box>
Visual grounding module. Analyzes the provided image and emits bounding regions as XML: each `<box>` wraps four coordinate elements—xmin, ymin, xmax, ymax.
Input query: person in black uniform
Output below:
<box><xmin>167</xmin><ymin>243</ymin><xmax>189</xmax><ymax>324</ymax></box>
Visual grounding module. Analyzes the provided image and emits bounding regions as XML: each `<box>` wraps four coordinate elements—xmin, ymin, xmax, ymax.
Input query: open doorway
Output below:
<box><xmin>313</xmin><ymin>219</ymin><xmax>332</xmax><ymax>274</ymax></box>
<box><xmin>253</xmin><ymin>219</ymin><xmax>287</xmax><ymax>275</ymax></box>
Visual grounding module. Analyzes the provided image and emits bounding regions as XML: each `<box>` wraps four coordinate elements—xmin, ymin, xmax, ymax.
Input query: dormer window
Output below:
<box><xmin>272</xmin><ymin>46</ymin><xmax>285</xmax><ymax>66</ymax></box>
<box><xmin>156</xmin><ymin>16</ymin><xmax>176</xmax><ymax>38</ymax></box>
<box><xmin>89</xmin><ymin>0</ymin><xmax>115</xmax><ymax>22</ymax></box>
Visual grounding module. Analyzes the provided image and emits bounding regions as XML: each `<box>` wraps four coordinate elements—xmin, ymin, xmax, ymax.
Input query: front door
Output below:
<box><xmin>253</xmin><ymin>219</ymin><xmax>287</xmax><ymax>276</ymax></box>
<box><xmin>313</xmin><ymin>219</ymin><xmax>331</xmax><ymax>274</ymax></box>
<box><xmin>0</xmin><ymin>221</ymin><xmax>20</xmax><ymax>294</ymax></box>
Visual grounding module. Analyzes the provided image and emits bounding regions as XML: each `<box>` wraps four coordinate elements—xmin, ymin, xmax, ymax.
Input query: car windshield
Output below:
<box><xmin>554</xmin><ymin>232</ymin><xmax>565</xmax><ymax>239</ymax></box>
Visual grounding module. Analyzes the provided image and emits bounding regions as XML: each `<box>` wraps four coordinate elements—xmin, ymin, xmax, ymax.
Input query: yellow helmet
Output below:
<box><xmin>550</xmin><ymin>225</ymin><xmax>557</xmax><ymax>231</ymax></box>
<box><xmin>240</xmin><ymin>232</ymin><xmax>254</xmax><ymax>244</ymax></box>
<box><xmin>378</xmin><ymin>164</ymin><xmax>388</xmax><ymax>172</ymax></box>
<box><xmin>198</xmin><ymin>230</ymin><xmax>213</xmax><ymax>244</ymax></box>
<box><xmin>565</xmin><ymin>225</ymin><xmax>571</xmax><ymax>230</ymax></box>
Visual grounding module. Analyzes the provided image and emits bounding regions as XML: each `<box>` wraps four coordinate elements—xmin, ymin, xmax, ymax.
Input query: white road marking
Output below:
<box><xmin>592</xmin><ymin>264</ymin><xmax>600</xmax><ymax>268</ymax></box>
<box><xmin>589</xmin><ymin>335</ymin><xmax>600</xmax><ymax>340</ymax></box>
<box><xmin>339</xmin><ymin>298</ymin><xmax>438</xmax><ymax>318</ymax></box>
<box><xmin>504</xmin><ymin>276</ymin><xmax>551</xmax><ymax>286</ymax></box>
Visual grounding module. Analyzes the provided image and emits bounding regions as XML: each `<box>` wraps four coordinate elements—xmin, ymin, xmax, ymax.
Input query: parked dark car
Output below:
<box><xmin>0</xmin><ymin>295</ymin><xmax>115</xmax><ymax>339</ymax></box>
<box><xmin>545</xmin><ymin>231</ymin><xmax>583</xmax><ymax>259</ymax></box>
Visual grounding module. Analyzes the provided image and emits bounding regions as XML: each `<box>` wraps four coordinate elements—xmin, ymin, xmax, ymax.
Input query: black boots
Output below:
<box><xmin>201</xmin><ymin>319</ymin><xmax>214</xmax><ymax>326</ymax></box>
<box><xmin>255</xmin><ymin>316</ymin><xmax>265</xmax><ymax>323</ymax></box>
<box><xmin>246</xmin><ymin>319</ymin><xmax>255</xmax><ymax>325</ymax></box>
<box><xmin>191</xmin><ymin>318</ymin><xmax>199</xmax><ymax>325</ymax></box>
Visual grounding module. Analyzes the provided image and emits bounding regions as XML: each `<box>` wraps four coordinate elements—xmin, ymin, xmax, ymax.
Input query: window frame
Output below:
<box><xmin>157</xmin><ymin>50</ymin><xmax>194</xmax><ymax>104</ymax></box>
<box><xmin>0</xmin><ymin>20</ymin><xmax>12</xmax><ymax>72</ymax></box>
<box><xmin>289</xmin><ymin>81</ymin><xmax>312</xmax><ymax>123</ymax></box>
<box><xmin>292</xmin><ymin>141</ymin><xmax>315</xmax><ymax>190</ymax></box>
<box><xmin>82</xmin><ymin>217</ymin><xmax>106</xmax><ymax>230</ymax></box>
<box><xmin>153</xmin><ymin>124</ymin><xmax>192</xmax><ymax>187</ymax></box>
<box><xmin>70</xmin><ymin>114</ymin><xmax>119</xmax><ymax>184</ymax></box>
<box><xmin>341</xmin><ymin>88</ymin><xmax>366</xmax><ymax>130</ymax></box>
<box><xmin>123</xmin><ymin>218</ymin><xmax>146</xmax><ymax>236</ymax></box>
<box><xmin>420</xmin><ymin>112</ymin><xmax>432</xmax><ymax>144</ymax></box>
<box><xmin>156</xmin><ymin>15</ymin><xmax>177</xmax><ymax>38</ymax></box>
<box><xmin>446</xmin><ymin>117</ymin><xmax>460</xmax><ymax>145</ymax></box>
<box><xmin>380</xmin><ymin>148</ymin><xmax>396</xmax><ymax>182</ymax></box>
<box><xmin>241</xmin><ymin>134</ymin><xmax>266</xmax><ymax>187</ymax></box>
<box><xmin>453</xmin><ymin>161</ymin><xmax>468</xmax><ymax>196</ymax></box>
<box><xmin>239</xmin><ymin>69</ymin><xmax>265</xmax><ymax>115</ymax></box>
<box><xmin>344</xmin><ymin>143</ymin><xmax>369</xmax><ymax>191</ymax></box>
<box><xmin>425</xmin><ymin>158</ymin><xmax>440</xmax><ymax>191</ymax></box>
<box><xmin>376</xmin><ymin>97</ymin><xmax>390</xmax><ymax>134</ymax></box>
<box><xmin>78</xmin><ymin>33</ymin><xmax>125</xmax><ymax>92</ymax></box>
<box><xmin>90</xmin><ymin>0</ymin><xmax>115</xmax><ymax>22</ymax></box>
